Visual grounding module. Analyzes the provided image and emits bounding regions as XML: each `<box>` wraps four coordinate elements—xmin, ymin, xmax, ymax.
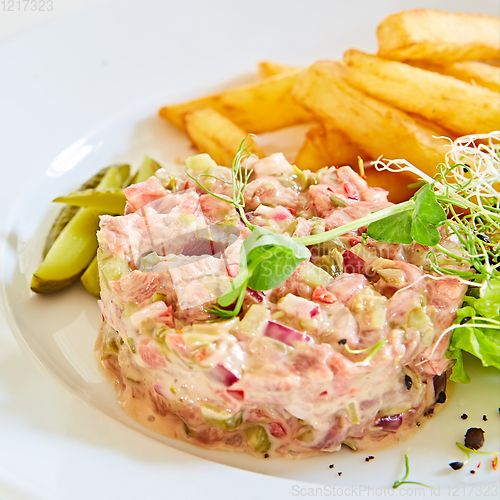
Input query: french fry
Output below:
<box><xmin>377</xmin><ymin>9</ymin><xmax>500</xmax><ymax>63</ymax></box>
<box><xmin>159</xmin><ymin>71</ymin><xmax>312</xmax><ymax>134</ymax></box>
<box><xmin>292</xmin><ymin>60</ymin><xmax>449</xmax><ymax>179</ymax></box>
<box><xmin>184</xmin><ymin>107</ymin><xmax>264</xmax><ymax>167</ymax></box>
<box><xmin>257</xmin><ymin>60</ymin><xmax>297</xmax><ymax>79</ymax></box>
<box><xmin>344</xmin><ymin>49</ymin><xmax>500</xmax><ymax>136</ymax></box>
<box><xmin>410</xmin><ymin>61</ymin><xmax>500</xmax><ymax>93</ymax></box>
<box><xmin>294</xmin><ymin>124</ymin><xmax>416</xmax><ymax>202</ymax></box>
<box><xmin>294</xmin><ymin>124</ymin><xmax>370</xmax><ymax>171</ymax></box>
<box><xmin>361</xmin><ymin>164</ymin><xmax>418</xmax><ymax>204</ymax></box>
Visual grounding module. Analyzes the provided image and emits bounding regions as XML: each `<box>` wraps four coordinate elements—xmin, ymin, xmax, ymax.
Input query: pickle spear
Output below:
<box><xmin>80</xmin><ymin>255</ymin><xmax>100</xmax><ymax>297</ymax></box>
<box><xmin>42</xmin><ymin>165</ymin><xmax>129</xmax><ymax>256</ymax></box>
<box><xmin>130</xmin><ymin>157</ymin><xmax>161</xmax><ymax>184</ymax></box>
<box><xmin>53</xmin><ymin>188</ymin><xmax>126</xmax><ymax>215</ymax></box>
<box><xmin>31</xmin><ymin>165</ymin><xmax>130</xmax><ymax>294</ymax></box>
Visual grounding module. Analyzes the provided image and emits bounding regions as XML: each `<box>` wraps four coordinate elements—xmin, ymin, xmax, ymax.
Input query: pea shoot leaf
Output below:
<box><xmin>366</xmin><ymin>210</ymin><xmax>413</xmax><ymax>244</ymax></box>
<box><xmin>210</xmin><ymin>227</ymin><xmax>310</xmax><ymax>318</ymax></box>
<box><xmin>367</xmin><ymin>184</ymin><xmax>446</xmax><ymax>247</ymax></box>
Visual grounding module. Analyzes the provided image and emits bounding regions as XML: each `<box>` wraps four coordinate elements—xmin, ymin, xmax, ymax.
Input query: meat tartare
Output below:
<box><xmin>96</xmin><ymin>152</ymin><xmax>467</xmax><ymax>458</ymax></box>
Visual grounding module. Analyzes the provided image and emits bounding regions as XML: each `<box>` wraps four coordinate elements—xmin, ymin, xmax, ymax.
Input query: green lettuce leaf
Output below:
<box><xmin>447</xmin><ymin>279</ymin><xmax>500</xmax><ymax>383</ymax></box>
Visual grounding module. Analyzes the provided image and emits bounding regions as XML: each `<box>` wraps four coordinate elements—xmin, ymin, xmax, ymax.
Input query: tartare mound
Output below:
<box><xmin>96</xmin><ymin>153</ymin><xmax>466</xmax><ymax>458</ymax></box>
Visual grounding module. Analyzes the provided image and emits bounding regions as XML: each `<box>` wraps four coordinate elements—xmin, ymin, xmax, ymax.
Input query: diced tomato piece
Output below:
<box><xmin>343</xmin><ymin>182</ymin><xmax>360</xmax><ymax>201</ymax></box>
<box><xmin>312</xmin><ymin>286</ymin><xmax>336</xmax><ymax>304</ymax></box>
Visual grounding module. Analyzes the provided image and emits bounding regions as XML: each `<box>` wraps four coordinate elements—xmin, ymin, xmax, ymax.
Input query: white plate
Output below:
<box><xmin>0</xmin><ymin>1</ymin><xmax>499</xmax><ymax>499</ymax></box>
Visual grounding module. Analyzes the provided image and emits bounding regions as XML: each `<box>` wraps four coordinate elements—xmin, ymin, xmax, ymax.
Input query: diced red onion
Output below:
<box><xmin>310</xmin><ymin>305</ymin><xmax>320</xmax><ymax>317</ymax></box>
<box><xmin>247</xmin><ymin>288</ymin><xmax>264</xmax><ymax>303</ymax></box>
<box><xmin>374</xmin><ymin>414</ymin><xmax>403</xmax><ymax>431</ymax></box>
<box><xmin>227</xmin><ymin>389</ymin><xmax>244</xmax><ymax>401</ymax></box>
<box><xmin>342</xmin><ymin>250</ymin><xmax>366</xmax><ymax>274</ymax></box>
<box><xmin>209</xmin><ymin>364</ymin><xmax>239</xmax><ymax>387</ymax></box>
<box><xmin>264</xmin><ymin>321</ymin><xmax>312</xmax><ymax>346</ymax></box>
<box><xmin>154</xmin><ymin>384</ymin><xmax>169</xmax><ymax>398</ymax></box>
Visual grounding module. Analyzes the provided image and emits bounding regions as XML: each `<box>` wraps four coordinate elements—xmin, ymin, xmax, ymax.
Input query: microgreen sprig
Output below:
<box><xmin>456</xmin><ymin>442</ymin><xmax>500</xmax><ymax>461</ymax></box>
<box><xmin>393</xmin><ymin>453</ymin><xmax>433</xmax><ymax>490</ymax></box>
<box><xmin>343</xmin><ymin>339</ymin><xmax>388</xmax><ymax>365</ymax></box>
<box><xmin>184</xmin><ymin>135</ymin><xmax>257</xmax><ymax>230</ymax></box>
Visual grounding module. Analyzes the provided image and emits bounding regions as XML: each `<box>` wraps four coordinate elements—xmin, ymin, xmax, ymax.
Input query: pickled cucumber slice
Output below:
<box><xmin>80</xmin><ymin>255</ymin><xmax>100</xmax><ymax>297</ymax></box>
<box><xmin>53</xmin><ymin>188</ymin><xmax>126</xmax><ymax>215</ymax></box>
<box><xmin>42</xmin><ymin>168</ymin><xmax>106</xmax><ymax>258</ymax></box>
<box><xmin>31</xmin><ymin>166</ymin><xmax>129</xmax><ymax>294</ymax></box>
<box><xmin>131</xmin><ymin>157</ymin><xmax>161</xmax><ymax>184</ymax></box>
<box><xmin>42</xmin><ymin>165</ymin><xmax>129</xmax><ymax>257</ymax></box>
<box><xmin>42</xmin><ymin>205</ymin><xmax>79</xmax><ymax>258</ymax></box>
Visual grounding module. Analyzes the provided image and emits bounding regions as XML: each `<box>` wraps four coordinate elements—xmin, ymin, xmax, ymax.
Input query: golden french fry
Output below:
<box><xmin>410</xmin><ymin>61</ymin><xmax>500</xmax><ymax>93</ymax></box>
<box><xmin>184</xmin><ymin>107</ymin><xmax>263</xmax><ymax>167</ymax></box>
<box><xmin>361</xmin><ymin>164</ymin><xmax>418</xmax><ymax>204</ymax></box>
<box><xmin>257</xmin><ymin>60</ymin><xmax>298</xmax><ymax>79</ymax></box>
<box><xmin>344</xmin><ymin>49</ymin><xmax>499</xmax><ymax>136</ymax></box>
<box><xmin>159</xmin><ymin>71</ymin><xmax>312</xmax><ymax>134</ymax></box>
<box><xmin>294</xmin><ymin>124</ymin><xmax>370</xmax><ymax>171</ymax></box>
<box><xmin>294</xmin><ymin>123</ymin><xmax>416</xmax><ymax>202</ymax></box>
<box><xmin>377</xmin><ymin>9</ymin><xmax>500</xmax><ymax>63</ymax></box>
<box><xmin>292</xmin><ymin>60</ymin><xmax>449</xmax><ymax>179</ymax></box>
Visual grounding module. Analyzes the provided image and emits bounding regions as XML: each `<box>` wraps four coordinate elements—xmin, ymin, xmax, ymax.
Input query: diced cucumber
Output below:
<box><xmin>245</xmin><ymin>425</ymin><xmax>271</xmax><ymax>454</ymax></box>
<box><xmin>185</xmin><ymin>153</ymin><xmax>217</xmax><ymax>174</ymax></box>
<box><xmin>300</xmin><ymin>261</ymin><xmax>332</xmax><ymax>287</ymax></box>
<box><xmin>139</xmin><ymin>252</ymin><xmax>161</xmax><ymax>272</ymax></box>
<box><xmin>200</xmin><ymin>404</ymin><xmax>243</xmax><ymax>430</ymax></box>
<box><xmin>101</xmin><ymin>330</ymin><xmax>123</xmax><ymax>360</ymax></box>
<box><xmin>296</xmin><ymin>429</ymin><xmax>315</xmax><ymax>443</ymax></box>
<box><xmin>238</xmin><ymin>305</ymin><xmax>270</xmax><ymax>336</ymax></box>
<box><xmin>98</xmin><ymin>252</ymin><xmax>129</xmax><ymax>284</ymax></box>
<box><xmin>347</xmin><ymin>401</ymin><xmax>360</xmax><ymax>424</ymax></box>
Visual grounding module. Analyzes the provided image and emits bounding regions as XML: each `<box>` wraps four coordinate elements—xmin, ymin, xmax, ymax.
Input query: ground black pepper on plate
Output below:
<box><xmin>338</xmin><ymin>472</ymin><xmax>342</xmax><ymax>477</ymax></box>
<box><xmin>465</xmin><ymin>427</ymin><xmax>485</xmax><ymax>450</ymax></box>
<box><xmin>365</xmin><ymin>456</ymin><xmax>375</xmax><ymax>462</ymax></box>
<box><xmin>483</xmin><ymin>415</ymin><xmax>488</xmax><ymax>421</ymax></box>
<box><xmin>461</xmin><ymin>413</ymin><xmax>468</xmax><ymax>420</ymax></box>
<box><xmin>329</xmin><ymin>464</ymin><xmax>334</xmax><ymax>469</ymax></box>
<box><xmin>449</xmin><ymin>462</ymin><xmax>464</xmax><ymax>470</ymax></box>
